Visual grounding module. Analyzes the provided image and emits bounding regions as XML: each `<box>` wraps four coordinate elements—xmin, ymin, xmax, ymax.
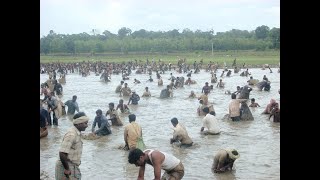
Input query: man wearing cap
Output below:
<box><xmin>212</xmin><ymin>149</ymin><xmax>240</xmax><ymax>173</ymax></box>
<box><xmin>55</xmin><ymin>112</ymin><xmax>89</xmax><ymax>179</ymax></box>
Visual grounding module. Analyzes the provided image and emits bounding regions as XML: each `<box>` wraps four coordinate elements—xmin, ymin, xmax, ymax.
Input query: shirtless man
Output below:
<box><xmin>170</xmin><ymin>118</ymin><xmax>193</xmax><ymax>148</ymax></box>
<box><xmin>249</xmin><ymin>98</ymin><xmax>260</xmax><ymax>107</ymax></box>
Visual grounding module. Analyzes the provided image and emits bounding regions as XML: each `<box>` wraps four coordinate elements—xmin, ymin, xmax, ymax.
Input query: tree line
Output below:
<box><xmin>40</xmin><ymin>25</ymin><xmax>279</xmax><ymax>55</ymax></box>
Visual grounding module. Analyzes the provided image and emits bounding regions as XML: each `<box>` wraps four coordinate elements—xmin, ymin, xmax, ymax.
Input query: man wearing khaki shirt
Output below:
<box><xmin>124</xmin><ymin>114</ymin><xmax>142</xmax><ymax>150</ymax></box>
<box><xmin>55</xmin><ymin>112</ymin><xmax>89</xmax><ymax>180</ymax></box>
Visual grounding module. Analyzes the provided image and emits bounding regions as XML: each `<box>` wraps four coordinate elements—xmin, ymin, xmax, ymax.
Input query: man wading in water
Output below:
<box><xmin>55</xmin><ymin>112</ymin><xmax>89</xmax><ymax>179</ymax></box>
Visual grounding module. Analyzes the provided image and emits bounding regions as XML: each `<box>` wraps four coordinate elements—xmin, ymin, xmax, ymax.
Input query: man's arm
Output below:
<box><xmin>171</xmin><ymin>130</ymin><xmax>179</xmax><ymax>144</ymax></box>
<box><xmin>59</xmin><ymin>152</ymin><xmax>70</xmax><ymax>172</ymax></box>
<box><xmin>91</xmin><ymin>118</ymin><xmax>97</xmax><ymax>132</ymax></box>
<box><xmin>201</xmin><ymin>117</ymin><xmax>207</xmax><ymax>132</ymax></box>
<box><xmin>150</xmin><ymin>152</ymin><xmax>162</xmax><ymax>180</ymax></box>
<box><xmin>137</xmin><ymin>165</ymin><xmax>146</xmax><ymax>180</ymax></box>
<box><xmin>59</xmin><ymin>134</ymin><xmax>76</xmax><ymax>177</ymax></box>
<box><xmin>75</xmin><ymin>103</ymin><xmax>79</xmax><ymax>112</ymax></box>
<box><xmin>123</xmin><ymin>126</ymin><xmax>128</xmax><ymax>146</ymax></box>
<box><xmin>216</xmin><ymin>155</ymin><xmax>226</xmax><ymax>171</ymax></box>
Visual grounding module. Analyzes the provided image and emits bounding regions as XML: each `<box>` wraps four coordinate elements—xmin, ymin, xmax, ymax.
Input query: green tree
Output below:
<box><xmin>255</xmin><ymin>25</ymin><xmax>270</xmax><ymax>39</ymax></box>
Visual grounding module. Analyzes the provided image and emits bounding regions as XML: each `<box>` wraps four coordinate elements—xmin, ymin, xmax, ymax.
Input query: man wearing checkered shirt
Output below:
<box><xmin>55</xmin><ymin>112</ymin><xmax>89</xmax><ymax>180</ymax></box>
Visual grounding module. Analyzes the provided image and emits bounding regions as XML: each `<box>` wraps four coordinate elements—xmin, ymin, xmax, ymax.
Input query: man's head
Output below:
<box><xmin>96</xmin><ymin>109</ymin><xmax>102</xmax><ymax>117</ymax></box>
<box><xmin>128</xmin><ymin>148</ymin><xmax>145</xmax><ymax>166</ymax></box>
<box><xmin>121</xmin><ymin>81</ymin><xmax>124</xmax><ymax>84</ymax></box>
<box><xmin>72</xmin><ymin>95</ymin><xmax>77</xmax><ymax>102</ymax></box>
<box><xmin>109</xmin><ymin>102</ymin><xmax>115</xmax><ymax>109</ymax></box>
<box><xmin>202</xmin><ymin>107</ymin><xmax>210</xmax><ymax>114</ymax></box>
<box><xmin>226</xmin><ymin>149</ymin><xmax>240</xmax><ymax>161</ymax></box>
<box><xmin>73</xmin><ymin>112</ymin><xmax>89</xmax><ymax>131</ymax></box>
<box><xmin>128</xmin><ymin>114</ymin><xmax>136</xmax><ymax>123</ymax></box>
<box><xmin>209</xmin><ymin>111</ymin><xmax>216</xmax><ymax>116</ymax></box>
<box><xmin>231</xmin><ymin>93</ymin><xmax>236</xmax><ymax>99</ymax></box>
<box><xmin>199</xmin><ymin>99</ymin><xmax>204</xmax><ymax>105</ymax></box>
<box><xmin>205</xmin><ymin>82</ymin><xmax>209</xmax><ymax>86</ymax></box>
<box><xmin>124</xmin><ymin>83</ymin><xmax>128</xmax><ymax>87</ymax></box>
<box><xmin>171</xmin><ymin>117</ymin><xmax>179</xmax><ymax>127</ymax></box>
<box><xmin>145</xmin><ymin>87</ymin><xmax>149</xmax><ymax>91</ymax></box>
<box><xmin>119</xmin><ymin>99</ymin><xmax>124</xmax><ymax>104</ymax></box>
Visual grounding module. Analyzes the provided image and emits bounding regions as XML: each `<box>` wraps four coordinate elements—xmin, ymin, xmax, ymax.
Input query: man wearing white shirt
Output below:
<box><xmin>201</xmin><ymin>107</ymin><xmax>220</xmax><ymax>135</ymax></box>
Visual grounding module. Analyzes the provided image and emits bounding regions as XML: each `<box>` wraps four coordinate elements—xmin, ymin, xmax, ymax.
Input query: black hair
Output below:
<box><xmin>202</xmin><ymin>107</ymin><xmax>210</xmax><ymax>113</ymax></box>
<box><xmin>232</xmin><ymin>150</ymin><xmax>239</xmax><ymax>156</ymax></box>
<box><xmin>128</xmin><ymin>114</ymin><xmax>136</xmax><ymax>122</ymax></box>
<box><xmin>231</xmin><ymin>93</ymin><xmax>236</xmax><ymax>99</ymax></box>
<box><xmin>251</xmin><ymin>98</ymin><xmax>255</xmax><ymax>101</ymax></box>
<box><xmin>96</xmin><ymin>109</ymin><xmax>102</xmax><ymax>115</ymax></box>
<box><xmin>73</xmin><ymin>112</ymin><xmax>86</xmax><ymax>120</ymax></box>
<box><xmin>109</xmin><ymin>102</ymin><xmax>115</xmax><ymax>107</ymax></box>
<box><xmin>128</xmin><ymin>149</ymin><xmax>144</xmax><ymax>164</ymax></box>
<box><xmin>171</xmin><ymin>117</ymin><xmax>178</xmax><ymax>125</ymax></box>
<box><xmin>209</xmin><ymin>111</ymin><xmax>216</xmax><ymax>116</ymax></box>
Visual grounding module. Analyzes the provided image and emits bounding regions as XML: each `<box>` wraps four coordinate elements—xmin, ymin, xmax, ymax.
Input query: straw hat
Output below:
<box><xmin>226</xmin><ymin>149</ymin><xmax>240</xmax><ymax>160</ymax></box>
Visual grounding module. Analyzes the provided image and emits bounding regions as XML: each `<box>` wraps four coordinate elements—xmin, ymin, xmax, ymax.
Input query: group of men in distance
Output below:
<box><xmin>41</xmin><ymin>60</ymin><xmax>279</xmax><ymax>180</ymax></box>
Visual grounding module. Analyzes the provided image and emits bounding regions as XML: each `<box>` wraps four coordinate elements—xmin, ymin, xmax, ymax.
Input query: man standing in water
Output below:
<box><xmin>142</xmin><ymin>87</ymin><xmax>151</xmax><ymax>97</ymax></box>
<box><xmin>229</xmin><ymin>93</ymin><xmax>247</xmax><ymax>121</ymax></box>
<box><xmin>128</xmin><ymin>91</ymin><xmax>140</xmax><ymax>105</ymax></box>
<box><xmin>115</xmin><ymin>81</ymin><xmax>124</xmax><ymax>93</ymax></box>
<box><xmin>92</xmin><ymin>109</ymin><xmax>112</xmax><ymax>136</ymax></box>
<box><xmin>128</xmin><ymin>148</ymin><xmax>184</xmax><ymax>180</ymax></box>
<box><xmin>106</xmin><ymin>102</ymin><xmax>123</xmax><ymax>126</ymax></box>
<box><xmin>55</xmin><ymin>112</ymin><xmax>89</xmax><ymax>180</ymax></box>
<box><xmin>64</xmin><ymin>95</ymin><xmax>79</xmax><ymax>116</ymax></box>
<box><xmin>124</xmin><ymin>114</ymin><xmax>143</xmax><ymax>150</ymax></box>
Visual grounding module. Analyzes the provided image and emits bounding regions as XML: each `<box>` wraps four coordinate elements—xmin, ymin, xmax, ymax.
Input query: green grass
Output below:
<box><xmin>40</xmin><ymin>50</ymin><xmax>279</xmax><ymax>65</ymax></box>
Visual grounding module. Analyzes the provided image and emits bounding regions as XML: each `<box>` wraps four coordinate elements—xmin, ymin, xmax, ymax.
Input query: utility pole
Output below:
<box><xmin>212</xmin><ymin>42</ymin><xmax>213</xmax><ymax>56</ymax></box>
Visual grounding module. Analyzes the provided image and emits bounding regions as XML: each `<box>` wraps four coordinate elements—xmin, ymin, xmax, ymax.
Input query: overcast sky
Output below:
<box><xmin>40</xmin><ymin>0</ymin><xmax>279</xmax><ymax>37</ymax></box>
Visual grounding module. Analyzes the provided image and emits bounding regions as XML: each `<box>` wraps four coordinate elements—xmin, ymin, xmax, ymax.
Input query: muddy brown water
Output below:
<box><xmin>40</xmin><ymin>68</ymin><xmax>280</xmax><ymax>180</ymax></box>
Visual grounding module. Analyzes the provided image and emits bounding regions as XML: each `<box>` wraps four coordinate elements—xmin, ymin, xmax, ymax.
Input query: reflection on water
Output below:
<box><xmin>40</xmin><ymin>68</ymin><xmax>280</xmax><ymax>180</ymax></box>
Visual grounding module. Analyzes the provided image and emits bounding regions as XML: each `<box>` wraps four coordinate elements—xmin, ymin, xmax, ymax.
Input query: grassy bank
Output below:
<box><xmin>40</xmin><ymin>50</ymin><xmax>280</xmax><ymax>66</ymax></box>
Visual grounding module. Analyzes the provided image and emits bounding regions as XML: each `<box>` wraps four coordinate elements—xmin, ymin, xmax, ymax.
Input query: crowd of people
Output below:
<box><xmin>40</xmin><ymin>59</ymin><xmax>280</xmax><ymax>179</ymax></box>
